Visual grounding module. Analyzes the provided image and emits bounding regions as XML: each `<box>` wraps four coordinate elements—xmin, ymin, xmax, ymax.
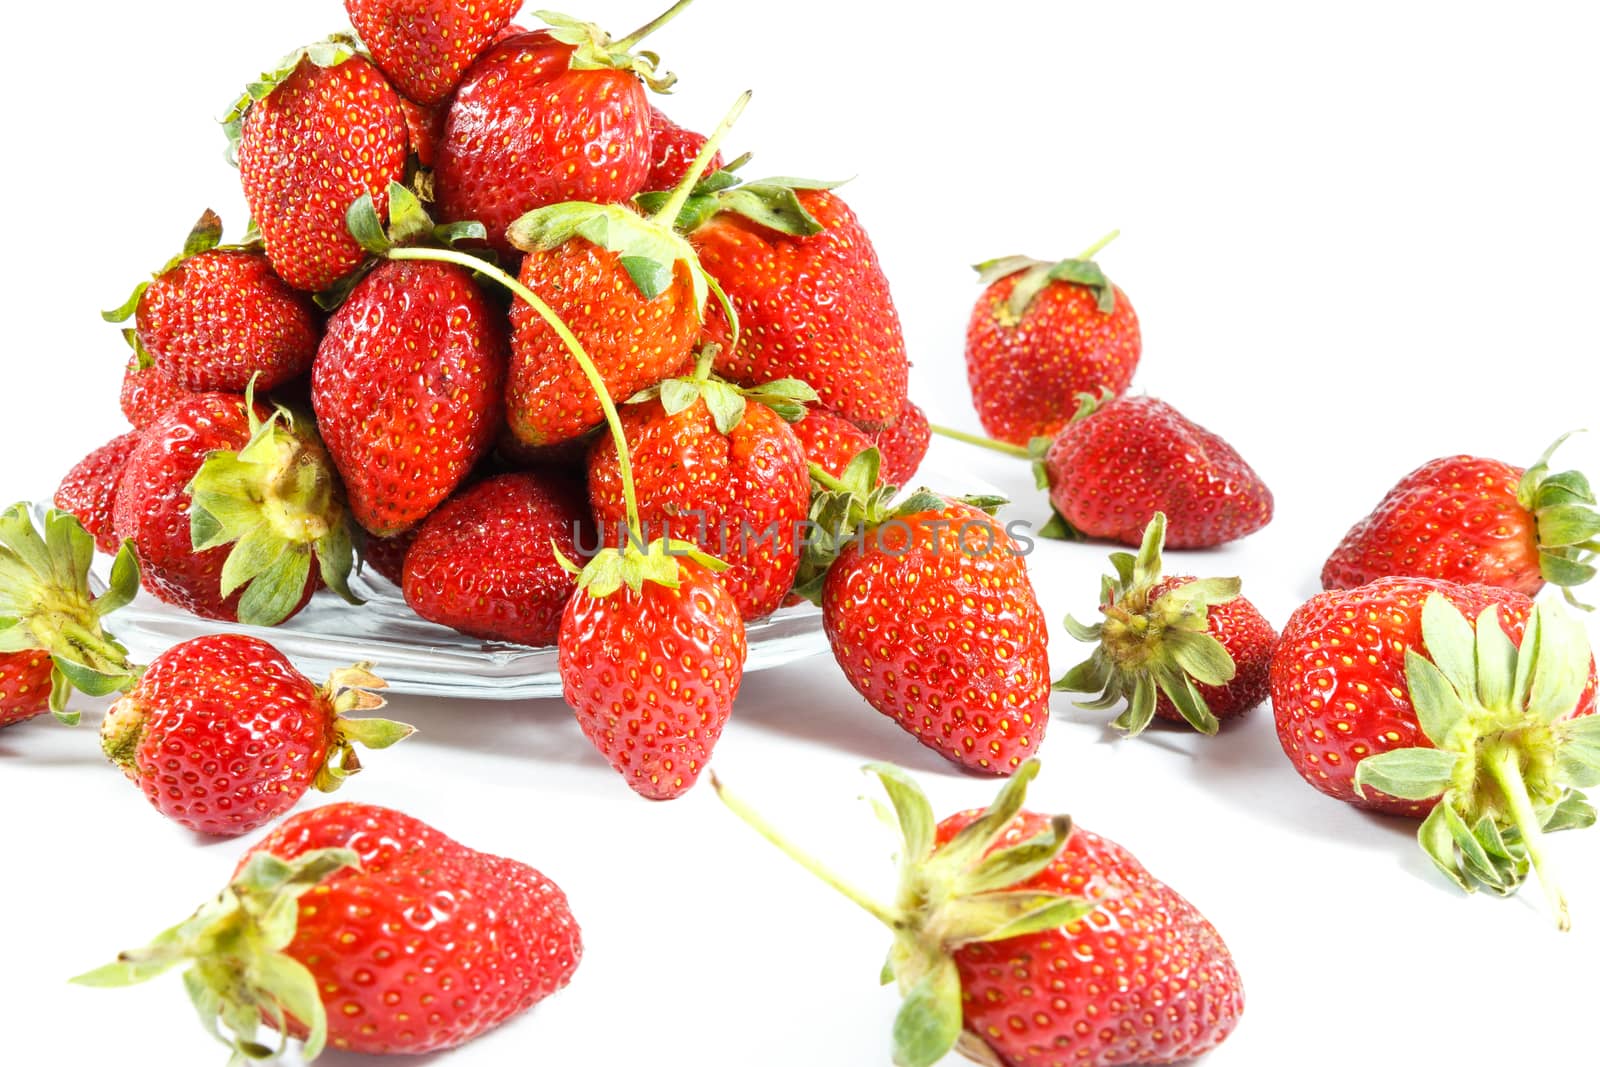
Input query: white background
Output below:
<box><xmin>3</xmin><ymin>1</ymin><xmax>1598</xmax><ymax>1063</ymax></box>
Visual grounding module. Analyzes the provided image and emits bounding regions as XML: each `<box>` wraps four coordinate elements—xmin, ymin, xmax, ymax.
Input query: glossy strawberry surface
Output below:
<box><xmin>0</xmin><ymin>650</ymin><xmax>55</xmax><ymax>728</ymax></box>
<box><xmin>119</xmin><ymin>353</ymin><xmax>193</xmax><ymax>430</ymax></box>
<box><xmin>361</xmin><ymin>527</ymin><xmax>417</xmax><ymax>587</ymax></box>
<box><xmin>1149</xmin><ymin>576</ymin><xmax>1275</xmax><ymax>725</ymax></box>
<box><xmin>55</xmin><ymin>431</ymin><xmax>140</xmax><ymax>554</ymax></box>
<box><xmin>346</xmin><ymin>0</ymin><xmax>521</xmax><ymax>106</ymax></box>
<box><xmin>790</xmin><ymin>408</ymin><xmax>875</xmax><ymax>480</ymax></box>
<box><xmin>640</xmin><ymin>105</ymin><xmax>721</xmax><ymax>193</ymax></box>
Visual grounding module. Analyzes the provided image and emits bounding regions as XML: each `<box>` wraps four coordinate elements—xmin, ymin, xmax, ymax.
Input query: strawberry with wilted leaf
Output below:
<box><xmin>345</xmin><ymin>0</ymin><xmax>522</xmax><ymax>106</ymax></box>
<box><xmin>1056</xmin><ymin>513</ymin><xmax>1275</xmax><ymax>735</ymax></box>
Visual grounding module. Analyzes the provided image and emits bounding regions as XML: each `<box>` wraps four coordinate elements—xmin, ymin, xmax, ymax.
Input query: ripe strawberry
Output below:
<box><xmin>790</xmin><ymin>407</ymin><xmax>876</xmax><ymax>480</ymax></box>
<box><xmin>113</xmin><ymin>391</ymin><xmax>357</xmax><ymax>625</ymax></box>
<box><xmin>119</xmin><ymin>351</ymin><xmax>193</xmax><ymax>430</ymax></box>
<box><xmin>100</xmin><ymin>635</ymin><xmax>410</xmax><ymax>836</ymax></box>
<box><xmin>227</xmin><ymin>42</ymin><xmax>409</xmax><ymax>291</ymax></box>
<box><xmin>588</xmin><ymin>369</ymin><xmax>814</xmax><ymax>620</ymax></box>
<box><xmin>103</xmin><ymin>210</ymin><xmax>318</xmax><ymax>393</ymax></box>
<box><xmin>560</xmin><ymin>540</ymin><xmax>746</xmax><ymax>800</ymax></box>
<box><xmin>399</xmin><ymin>96</ymin><xmax>443</xmax><ymax>167</ymax></box>
<box><xmin>1322</xmin><ymin>437</ymin><xmax>1600</xmax><ymax>600</ymax></box>
<box><xmin>868</xmin><ymin>398</ymin><xmax>930</xmax><ymax>487</ymax></box>
<box><xmin>965</xmin><ymin>235</ymin><xmax>1140</xmax><ymax>445</ymax></box>
<box><xmin>715</xmin><ymin>760</ymin><xmax>1243</xmax><ymax>1067</ymax></box>
<box><xmin>346</xmin><ymin>0</ymin><xmax>521</xmax><ymax>106</ymax></box>
<box><xmin>1057</xmin><ymin>514</ymin><xmax>1275</xmax><ymax>735</ymax></box>
<box><xmin>314</xmin><ymin>259</ymin><xmax>507</xmax><ymax>536</ymax></box>
<box><xmin>360</xmin><ymin>527</ymin><xmax>416</xmax><ymax>586</ymax></box>
<box><xmin>75</xmin><ymin>802</ymin><xmax>582</xmax><ymax>1058</ymax></box>
<box><xmin>434</xmin><ymin>5</ymin><xmax>685</xmax><ymax>253</ymax></box>
<box><xmin>1271</xmin><ymin>577</ymin><xmax>1599</xmax><ymax>926</ymax></box>
<box><xmin>55</xmin><ymin>431</ymin><xmax>140</xmax><ymax>554</ymax></box>
<box><xmin>403</xmin><ymin>472</ymin><xmax>590</xmax><ymax>646</ymax></box>
<box><xmin>640</xmin><ymin>104</ymin><xmax>723</xmax><ymax>193</ymax></box>
<box><xmin>1037</xmin><ymin>392</ymin><xmax>1273</xmax><ymax>548</ymax></box>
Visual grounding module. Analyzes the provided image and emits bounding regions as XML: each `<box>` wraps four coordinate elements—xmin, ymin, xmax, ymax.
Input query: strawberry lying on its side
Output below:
<box><xmin>55</xmin><ymin>431</ymin><xmax>140</xmax><ymax>554</ymax></box>
<box><xmin>76</xmin><ymin>802</ymin><xmax>582</xmax><ymax>1058</ymax></box>
<box><xmin>716</xmin><ymin>760</ymin><xmax>1244</xmax><ymax>1067</ymax></box>
<box><xmin>1322</xmin><ymin>436</ymin><xmax>1600</xmax><ymax>601</ymax></box>
<box><xmin>345</xmin><ymin>0</ymin><xmax>521</xmax><ymax>106</ymax></box>
<box><xmin>100</xmin><ymin>635</ymin><xmax>410</xmax><ymax>836</ymax></box>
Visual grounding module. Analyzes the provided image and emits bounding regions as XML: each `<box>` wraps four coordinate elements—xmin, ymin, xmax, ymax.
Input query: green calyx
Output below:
<box><xmin>1029</xmin><ymin>389</ymin><xmax>1115</xmax><ymax>543</ymax></box>
<box><xmin>1352</xmin><ymin>592</ymin><xmax>1600</xmax><ymax>930</ymax></box>
<box><xmin>974</xmin><ymin>229</ymin><xmax>1122</xmax><ymax>325</ymax></box>
<box><xmin>72</xmin><ymin>847</ymin><xmax>361</xmax><ymax>1063</ymax></box>
<box><xmin>1054</xmin><ymin>514</ymin><xmax>1241</xmax><ymax>736</ymax></box>
<box><xmin>187</xmin><ymin>384</ymin><xmax>360</xmax><ymax>627</ymax></box>
<box><xmin>715</xmin><ymin>759</ymin><xmax>1090</xmax><ymax>1067</ymax></box>
<box><xmin>102</xmin><ymin>209</ymin><xmax>260</xmax><ymax>327</ymax></box>
<box><xmin>314</xmin><ymin>663</ymin><xmax>411</xmax><ymax>792</ymax></box>
<box><xmin>535</xmin><ymin>0</ymin><xmax>694</xmax><ymax>92</ymax></box>
<box><xmin>1515</xmin><ymin>433</ymin><xmax>1600</xmax><ymax>604</ymax></box>
<box><xmin>0</xmin><ymin>505</ymin><xmax>141</xmax><ymax>725</ymax></box>
<box><xmin>559</xmin><ymin>535</ymin><xmax>729</xmax><ymax>600</ymax></box>
<box><xmin>635</xmin><ymin>154</ymin><xmax>846</xmax><ymax>237</ymax></box>
<box><xmin>222</xmin><ymin>35</ymin><xmax>363</xmax><ymax>163</ymax></box>
<box><xmin>629</xmin><ymin>347</ymin><xmax>819</xmax><ymax>433</ymax></box>
<box><xmin>332</xmin><ymin>181</ymin><xmax>489</xmax><ymax>310</ymax></box>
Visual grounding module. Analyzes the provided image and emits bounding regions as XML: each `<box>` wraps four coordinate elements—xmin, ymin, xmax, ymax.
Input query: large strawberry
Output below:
<box><xmin>965</xmin><ymin>233</ymin><xmax>1140</xmax><ymax>446</ymax></box>
<box><xmin>0</xmin><ymin>505</ymin><xmax>140</xmax><ymax>727</ymax></box>
<box><xmin>345</xmin><ymin>0</ymin><xmax>522</xmax><ymax>106</ymax></box>
<box><xmin>1271</xmin><ymin>577</ymin><xmax>1599</xmax><ymax>927</ymax></box>
<box><xmin>113</xmin><ymin>390</ymin><xmax>357</xmax><ymax>626</ymax></box>
<box><xmin>103</xmin><ymin>210</ymin><xmax>318</xmax><ymax>393</ymax></box>
<box><xmin>55</xmin><ymin>431</ymin><xmax>140</xmax><ymax>554</ymax></box>
<box><xmin>1322</xmin><ymin>436</ymin><xmax>1600</xmax><ymax>601</ymax></box>
<box><xmin>1058</xmin><ymin>514</ymin><xmax>1275</xmax><ymax>735</ymax></box>
<box><xmin>100</xmin><ymin>635</ymin><xmax>410</xmax><ymax>836</ymax></box>
<box><xmin>226</xmin><ymin>40</ymin><xmax>409</xmax><ymax>291</ymax></box>
<box><xmin>716</xmin><ymin>760</ymin><xmax>1244</xmax><ymax>1067</ymax></box>
<box><xmin>434</xmin><ymin>4</ymin><xmax>689</xmax><ymax>254</ymax></box>
<box><xmin>75</xmin><ymin>802</ymin><xmax>582</xmax><ymax>1058</ymax></box>
<box><xmin>403</xmin><ymin>472</ymin><xmax>590</xmax><ymax>645</ymax></box>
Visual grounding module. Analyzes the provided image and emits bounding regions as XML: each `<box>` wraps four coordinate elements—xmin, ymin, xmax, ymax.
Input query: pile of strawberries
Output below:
<box><xmin>2</xmin><ymin>1</ymin><xmax>1599</xmax><ymax>1066</ymax></box>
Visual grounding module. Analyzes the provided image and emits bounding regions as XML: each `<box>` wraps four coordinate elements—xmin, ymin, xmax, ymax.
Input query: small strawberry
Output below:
<box><xmin>398</xmin><ymin>96</ymin><xmax>443</xmax><ymax>168</ymax></box>
<box><xmin>119</xmin><ymin>350</ymin><xmax>193</xmax><ymax>430</ymax></box>
<box><xmin>75</xmin><ymin>802</ymin><xmax>582</xmax><ymax>1058</ymax></box>
<box><xmin>403</xmin><ymin>472</ymin><xmax>590</xmax><ymax>646</ymax></box>
<box><xmin>1322</xmin><ymin>435</ymin><xmax>1600</xmax><ymax>601</ymax></box>
<box><xmin>1271</xmin><ymin>577</ymin><xmax>1599</xmax><ymax>927</ymax></box>
<box><xmin>0</xmin><ymin>505</ymin><xmax>140</xmax><ymax>727</ymax></box>
<box><xmin>867</xmin><ymin>398</ymin><xmax>930</xmax><ymax>487</ymax></box>
<box><xmin>113</xmin><ymin>389</ymin><xmax>358</xmax><ymax>625</ymax></box>
<box><xmin>226</xmin><ymin>40</ymin><xmax>409</xmax><ymax>291</ymax></box>
<box><xmin>434</xmin><ymin>4</ymin><xmax>689</xmax><ymax>253</ymax></box>
<box><xmin>965</xmin><ymin>233</ymin><xmax>1140</xmax><ymax>445</ymax></box>
<box><xmin>1056</xmin><ymin>514</ymin><xmax>1275</xmax><ymax>735</ymax></box>
<box><xmin>640</xmin><ymin>104</ymin><xmax>723</xmax><ymax>193</ymax></box>
<box><xmin>715</xmin><ymin>760</ymin><xmax>1244</xmax><ymax>1067</ymax></box>
<box><xmin>790</xmin><ymin>407</ymin><xmax>877</xmax><ymax>481</ymax></box>
<box><xmin>100</xmin><ymin>635</ymin><xmax>410</xmax><ymax>836</ymax></box>
<box><xmin>55</xmin><ymin>431</ymin><xmax>140</xmax><ymax>554</ymax></box>
<box><xmin>103</xmin><ymin>210</ymin><xmax>318</xmax><ymax>393</ymax></box>
<box><xmin>360</xmin><ymin>527</ymin><xmax>417</xmax><ymax>586</ymax></box>
<box><xmin>345</xmin><ymin>0</ymin><xmax>521</xmax><ymax>106</ymax></box>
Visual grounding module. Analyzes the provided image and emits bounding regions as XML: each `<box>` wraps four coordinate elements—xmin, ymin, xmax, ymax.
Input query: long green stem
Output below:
<box><xmin>808</xmin><ymin>463</ymin><xmax>848</xmax><ymax>493</ymax></box>
<box><xmin>651</xmin><ymin>90</ymin><xmax>750</xmax><ymax>227</ymax></box>
<box><xmin>616</xmin><ymin>0</ymin><xmax>695</xmax><ymax>50</ymax></box>
<box><xmin>387</xmin><ymin>247</ymin><xmax>642</xmax><ymax>542</ymax></box>
<box><xmin>929</xmin><ymin>424</ymin><xmax>1031</xmax><ymax>460</ymax></box>
<box><xmin>1076</xmin><ymin>229</ymin><xmax>1121</xmax><ymax>261</ymax></box>
<box><xmin>1484</xmin><ymin>743</ymin><xmax>1570</xmax><ymax>931</ymax></box>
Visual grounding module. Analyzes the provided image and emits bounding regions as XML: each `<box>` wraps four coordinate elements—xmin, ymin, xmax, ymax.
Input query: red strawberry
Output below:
<box><xmin>399</xmin><ymin>95</ymin><xmax>444</xmax><ymax>168</ymax></box>
<box><xmin>313</xmin><ymin>259</ymin><xmax>507</xmax><ymax>536</ymax></box>
<box><xmin>55</xmin><ymin>431</ymin><xmax>140</xmax><ymax>554</ymax></box>
<box><xmin>1057</xmin><ymin>514</ymin><xmax>1275</xmax><ymax>734</ymax></box>
<box><xmin>119</xmin><ymin>351</ymin><xmax>193</xmax><ymax>430</ymax></box>
<box><xmin>434</xmin><ymin>5</ymin><xmax>685</xmax><ymax>253</ymax></box>
<box><xmin>868</xmin><ymin>398</ymin><xmax>930</xmax><ymax>486</ymax></box>
<box><xmin>560</xmin><ymin>541</ymin><xmax>746</xmax><ymax>799</ymax></box>
<box><xmin>965</xmin><ymin>235</ymin><xmax>1140</xmax><ymax>446</ymax></box>
<box><xmin>1038</xmin><ymin>392</ymin><xmax>1273</xmax><ymax>548</ymax></box>
<box><xmin>113</xmin><ymin>392</ymin><xmax>357</xmax><ymax>625</ymax></box>
<box><xmin>715</xmin><ymin>760</ymin><xmax>1244</xmax><ymax>1067</ymax></box>
<box><xmin>360</xmin><ymin>527</ymin><xmax>416</xmax><ymax>586</ymax></box>
<box><xmin>588</xmin><ymin>370</ymin><xmax>814</xmax><ymax>620</ymax></box>
<box><xmin>403</xmin><ymin>472</ymin><xmax>590</xmax><ymax>646</ymax></box>
<box><xmin>0</xmin><ymin>651</ymin><xmax>55</xmax><ymax>730</ymax></box>
<box><xmin>346</xmin><ymin>0</ymin><xmax>521</xmax><ymax>106</ymax></box>
<box><xmin>75</xmin><ymin>802</ymin><xmax>581</xmax><ymax>1058</ymax></box>
<box><xmin>227</xmin><ymin>42</ymin><xmax>409</xmax><ymax>291</ymax></box>
<box><xmin>104</xmin><ymin>210</ymin><xmax>318</xmax><ymax>393</ymax></box>
<box><xmin>100</xmin><ymin>635</ymin><xmax>409</xmax><ymax>836</ymax></box>
<box><xmin>640</xmin><ymin>104</ymin><xmax>723</xmax><ymax>193</ymax></box>
<box><xmin>1322</xmin><ymin>437</ymin><xmax>1600</xmax><ymax>600</ymax></box>
<box><xmin>790</xmin><ymin>407</ymin><xmax>876</xmax><ymax>480</ymax></box>
<box><xmin>1271</xmin><ymin>576</ymin><xmax>1598</xmax><ymax>926</ymax></box>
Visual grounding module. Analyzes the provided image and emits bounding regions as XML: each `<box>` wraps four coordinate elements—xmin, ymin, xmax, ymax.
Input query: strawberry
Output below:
<box><xmin>1271</xmin><ymin>576</ymin><xmax>1599</xmax><ymax>926</ymax></box>
<box><xmin>313</xmin><ymin>258</ymin><xmax>507</xmax><ymax>536</ymax></box>
<box><xmin>1057</xmin><ymin>514</ymin><xmax>1275</xmax><ymax>735</ymax></box>
<box><xmin>226</xmin><ymin>41</ymin><xmax>409</xmax><ymax>291</ymax></box>
<box><xmin>587</xmin><ymin>364</ymin><xmax>815</xmax><ymax>620</ymax></box>
<box><xmin>113</xmin><ymin>390</ymin><xmax>357</xmax><ymax>626</ymax></box>
<box><xmin>399</xmin><ymin>96</ymin><xmax>443</xmax><ymax>168</ymax></box>
<box><xmin>0</xmin><ymin>505</ymin><xmax>140</xmax><ymax>727</ymax></box>
<box><xmin>75</xmin><ymin>801</ymin><xmax>582</xmax><ymax>1058</ymax></box>
<box><xmin>560</xmin><ymin>539</ymin><xmax>746</xmax><ymax>800</ymax></box>
<box><xmin>403</xmin><ymin>472</ymin><xmax>590</xmax><ymax>646</ymax></box>
<box><xmin>868</xmin><ymin>398</ymin><xmax>931</xmax><ymax>487</ymax></box>
<box><xmin>1322</xmin><ymin>436</ymin><xmax>1600</xmax><ymax>601</ymax></box>
<box><xmin>100</xmin><ymin>635</ymin><xmax>410</xmax><ymax>836</ymax></box>
<box><xmin>715</xmin><ymin>760</ymin><xmax>1244</xmax><ymax>1067</ymax></box>
<box><xmin>434</xmin><ymin>4</ymin><xmax>688</xmax><ymax>253</ymax></box>
<box><xmin>119</xmin><ymin>351</ymin><xmax>193</xmax><ymax>430</ymax></box>
<box><xmin>360</xmin><ymin>527</ymin><xmax>416</xmax><ymax>586</ymax></box>
<box><xmin>790</xmin><ymin>407</ymin><xmax>876</xmax><ymax>481</ymax></box>
<box><xmin>103</xmin><ymin>210</ymin><xmax>318</xmax><ymax>393</ymax></box>
<box><xmin>54</xmin><ymin>431</ymin><xmax>140</xmax><ymax>554</ymax></box>
<box><xmin>965</xmin><ymin>234</ymin><xmax>1140</xmax><ymax>445</ymax></box>
<box><xmin>640</xmin><ymin>104</ymin><xmax>723</xmax><ymax>193</ymax></box>
<box><xmin>345</xmin><ymin>0</ymin><xmax>521</xmax><ymax>106</ymax></box>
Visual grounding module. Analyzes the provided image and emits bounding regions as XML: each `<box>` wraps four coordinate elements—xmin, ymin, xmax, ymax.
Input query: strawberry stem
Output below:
<box><xmin>1483</xmin><ymin>741</ymin><xmax>1570</xmax><ymax>931</ymax></box>
<box><xmin>929</xmin><ymin>423</ymin><xmax>1032</xmax><ymax>460</ymax></box>
<box><xmin>808</xmin><ymin>463</ymin><xmax>849</xmax><ymax>493</ymax></box>
<box><xmin>651</xmin><ymin>91</ymin><xmax>750</xmax><ymax>228</ymax></box>
<box><xmin>616</xmin><ymin>0</ymin><xmax>695</xmax><ymax>49</ymax></box>
<box><xmin>1076</xmin><ymin>229</ymin><xmax>1121</xmax><ymax>260</ymax></box>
